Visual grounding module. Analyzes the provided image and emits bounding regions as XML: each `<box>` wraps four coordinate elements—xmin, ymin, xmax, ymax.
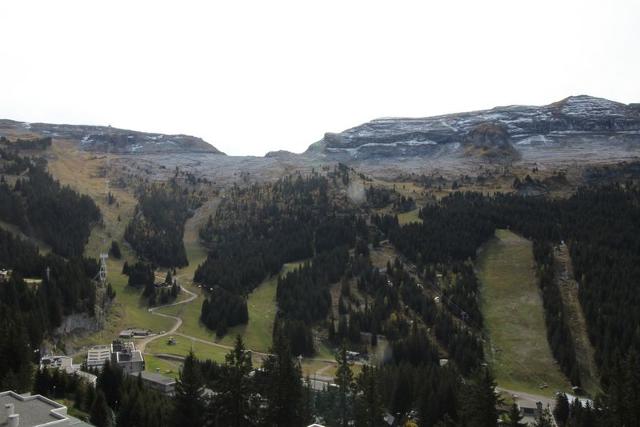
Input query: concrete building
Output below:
<box><xmin>110</xmin><ymin>341</ymin><xmax>144</xmax><ymax>374</ymax></box>
<box><xmin>519</xmin><ymin>401</ymin><xmax>543</xmax><ymax>425</ymax></box>
<box><xmin>118</xmin><ymin>328</ymin><xmax>151</xmax><ymax>339</ymax></box>
<box><xmin>139</xmin><ymin>371</ymin><xmax>176</xmax><ymax>396</ymax></box>
<box><xmin>40</xmin><ymin>356</ymin><xmax>97</xmax><ymax>388</ymax></box>
<box><xmin>86</xmin><ymin>345</ymin><xmax>111</xmax><ymax>370</ymax></box>
<box><xmin>0</xmin><ymin>390</ymin><xmax>93</xmax><ymax>426</ymax></box>
<box><xmin>39</xmin><ymin>356</ymin><xmax>73</xmax><ymax>371</ymax></box>
<box><xmin>112</xmin><ymin>348</ymin><xmax>144</xmax><ymax>374</ymax></box>
<box><xmin>86</xmin><ymin>341</ymin><xmax>144</xmax><ymax>374</ymax></box>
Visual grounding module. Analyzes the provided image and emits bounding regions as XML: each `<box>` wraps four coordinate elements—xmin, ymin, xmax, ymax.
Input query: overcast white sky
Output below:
<box><xmin>1</xmin><ymin>1</ymin><xmax>639</xmax><ymax>155</ymax></box>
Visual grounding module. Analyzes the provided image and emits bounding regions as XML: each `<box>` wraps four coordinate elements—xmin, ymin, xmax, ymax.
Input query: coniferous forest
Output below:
<box><xmin>125</xmin><ymin>177</ymin><xmax>203</xmax><ymax>268</ymax></box>
<box><xmin>0</xmin><ymin>148</ymin><xmax>101</xmax><ymax>257</ymax></box>
<box><xmin>2</xmin><ymin>135</ymin><xmax>640</xmax><ymax>426</ymax></box>
<box><xmin>0</xmin><ymin>228</ymin><xmax>101</xmax><ymax>392</ymax></box>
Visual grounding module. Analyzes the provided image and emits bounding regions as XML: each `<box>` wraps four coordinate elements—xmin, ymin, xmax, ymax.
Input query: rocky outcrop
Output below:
<box><xmin>463</xmin><ymin>123</ymin><xmax>519</xmax><ymax>161</ymax></box>
<box><xmin>0</xmin><ymin>120</ymin><xmax>224</xmax><ymax>155</ymax></box>
<box><xmin>309</xmin><ymin>95</ymin><xmax>640</xmax><ymax>161</ymax></box>
<box><xmin>54</xmin><ymin>312</ymin><xmax>102</xmax><ymax>336</ymax></box>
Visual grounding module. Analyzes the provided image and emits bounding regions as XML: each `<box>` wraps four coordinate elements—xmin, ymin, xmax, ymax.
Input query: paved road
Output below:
<box><xmin>136</xmin><ymin>285</ymin><xmax>198</xmax><ymax>353</ymax></box>
<box><xmin>498</xmin><ymin>387</ymin><xmax>558</xmax><ymax>426</ymax></box>
<box><xmin>497</xmin><ymin>386</ymin><xmax>556</xmax><ymax>408</ymax></box>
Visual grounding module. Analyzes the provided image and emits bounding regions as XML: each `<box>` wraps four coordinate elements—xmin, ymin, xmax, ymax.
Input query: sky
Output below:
<box><xmin>1</xmin><ymin>1</ymin><xmax>639</xmax><ymax>156</ymax></box>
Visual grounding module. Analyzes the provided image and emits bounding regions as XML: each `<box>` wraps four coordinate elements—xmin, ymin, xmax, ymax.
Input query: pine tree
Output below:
<box><xmin>534</xmin><ymin>408</ymin><xmax>554</xmax><ymax>427</ymax></box>
<box><xmin>90</xmin><ymin>390</ymin><xmax>113</xmax><ymax>427</ymax></box>
<box><xmin>109</xmin><ymin>241</ymin><xmax>121</xmax><ymax>259</ymax></box>
<box><xmin>553</xmin><ymin>393</ymin><xmax>569</xmax><ymax>426</ymax></box>
<box><xmin>73</xmin><ymin>381</ymin><xmax>87</xmax><ymax>413</ymax></box>
<box><xmin>171</xmin><ymin>350</ymin><xmax>205</xmax><ymax>427</ymax></box>
<box><xmin>33</xmin><ymin>367</ymin><xmax>51</xmax><ymax>396</ymax></box>
<box><xmin>335</xmin><ymin>343</ymin><xmax>354</xmax><ymax>427</ymax></box>
<box><xmin>354</xmin><ymin>365</ymin><xmax>383</xmax><ymax>427</ymax></box>
<box><xmin>210</xmin><ymin>336</ymin><xmax>257</xmax><ymax>427</ymax></box>
<box><xmin>458</xmin><ymin>369</ymin><xmax>499</xmax><ymax>427</ymax></box>
<box><xmin>261</xmin><ymin>330</ymin><xmax>305</xmax><ymax>427</ymax></box>
<box><xmin>507</xmin><ymin>403</ymin><xmax>525</xmax><ymax>427</ymax></box>
<box><xmin>96</xmin><ymin>360</ymin><xmax>123</xmax><ymax>409</ymax></box>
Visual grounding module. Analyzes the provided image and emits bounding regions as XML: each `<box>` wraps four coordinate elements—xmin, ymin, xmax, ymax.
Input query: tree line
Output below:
<box><xmin>0</xmin><ymin>228</ymin><xmax>102</xmax><ymax>392</ymax></box>
<box><xmin>0</xmin><ymin>153</ymin><xmax>101</xmax><ymax>257</ymax></box>
<box><xmin>195</xmin><ymin>167</ymin><xmax>364</xmax><ymax>340</ymax></box>
<box><xmin>125</xmin><ymin>180</ymin><xmax>202</xmax><ymax>268</ymax></box>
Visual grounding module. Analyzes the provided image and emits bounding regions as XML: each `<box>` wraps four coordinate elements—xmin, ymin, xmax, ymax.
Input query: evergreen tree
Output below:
<box><xmin>458</xmin><ymin>369</ymin><xmax>499</xmax><ymax>427</ymax></box>
<box><xmin>109</xmin><ymin>241</ymin><xmax>121</xmax><ymax>259</ymax></box>
<box><xmin>96</xmin><ymin>360</ymin><xmax>123</xmax><ymax>409</ymax></box>
<box><xmin>90</xmin><ymin>390</ymin><xmax>113</xmax><ymax>427</ymax></box>
<box><xmin>354</xmin><ymin>365</ymin><xmax>384</xmax><ymax>427</ymax></box>
<box><xmin>171</xmin><ymin>350</ymin><xmax>205</xmax><ymax>427</ymax></box>
<box><xmin>553</xmin><ymin>393</ymin><xmax>569</xmax><ymax>426</ymax></box>
<box><xmin>261</xmin><ymin>330</ymin><xmax>305</xmax><ymax>427</ymax></box>
<box><xmin>211</xmin><ymin>336</ymin><xmax>257</xmax><ymax>427</ymax></box>
<box><xmin>507</xmin><ymin>403</ymin><xmax>525</xmax><ymax>427</ymax></box>
<box><xmin>33</xmin><ymin>367</ymin><xmax>51</xmax><ymax>396</ymax></box>
<box><xmin>534</xmin><ymin>408</ymin><xmax>554</xmax><ymax>427</ymax></box>
<box><xmin>335</xmin><ymin>343</ymin><xmax>354</xmax><ymax>427</ymax></box>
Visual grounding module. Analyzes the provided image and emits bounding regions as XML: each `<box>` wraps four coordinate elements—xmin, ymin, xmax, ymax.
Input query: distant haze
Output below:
<box><xmin>1</xmin><ymin>0</ymin><xmax>639</xmax><ymax>156</ymax></box>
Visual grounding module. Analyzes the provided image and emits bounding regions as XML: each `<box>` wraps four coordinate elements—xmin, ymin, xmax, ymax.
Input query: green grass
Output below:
<box><xmin>397</xmin><ymin>208</ymin><xmax>422</xmax><ymax>225</ymax></box>
<box><xmin>145</xmin><ymin>335</ymin><xmax>229</xmax><ymax>363</ymax></box>
<box><xmin>67</xmin><ymin>257</ymin><xmax>176</xmax><ymax>354</ymax></box>
<box><xmin>477</xmin><ymin>229</ymin><xmax>571</xmax><ymax>396</ymax></box>
<box><xmin>144</xmin><ymin>354</ymin><xmax>182</xmax><ymax>379</ymax></box>
<box><xmin>217</xmin><ymin>274</ymin><xmax>279</xmax><ymax>351</ymax></box>
<box><xmin>158</xmin><ymin>261</ymin><xmax>305</xmax><ymax>353</ymax></box>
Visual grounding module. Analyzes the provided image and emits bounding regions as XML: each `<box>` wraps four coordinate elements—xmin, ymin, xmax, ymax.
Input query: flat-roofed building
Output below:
<box><xmin>110</xmin><ymin>340</ymin><xmax>144</xmax><ymax>374</ymax></box>
<box><xmin>113</xmin><ymin>348</ymin><xmax>144</xmax><ymax>374</ymax></box>
<box><xmin>40</xmin><ymin>356</ymin><xmax>73</xmax><ymax>371</ymax></box>
<box><xmin>0</xmin><ymin>390</ymin><xmax>94</xmax><ymax>426</ymax></box>
<box><xmin>118</xmin><ymin>328</ymin><xmax>151</xmax><ymax>339</ymax></box>
<box><xmin>86</xmin><ymin>345</ymin><xmax>111</xmax><ymax>370</ymax></box>
<box><xmin>139</xmin><ymin>371</ymin><xmax>176</xmax><ymax>396</ymax></box>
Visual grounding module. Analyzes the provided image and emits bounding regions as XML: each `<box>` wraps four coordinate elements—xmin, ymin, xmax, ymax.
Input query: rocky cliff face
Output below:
<box><xmin>310</xmin><ymin>95</ymin><xmax>640</xmax><ymax>161</ymax></box>
<box><xmin>0</xmin><ymin>120</ymin><xmax>224</xmax><ymax>155</ymax></box>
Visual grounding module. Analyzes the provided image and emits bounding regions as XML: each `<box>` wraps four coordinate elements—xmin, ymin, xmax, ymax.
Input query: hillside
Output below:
<box><xmin>478</xmin><ymin>230</ymin><xmax>571</xmax><ymax>396</ymax></box>
<box><xmin>308</xmin><ymin>95</ymin><xmax>640</xmax><ymax>163</ymax></box>
<box><xmin>0</xmin><ymin>119</ymin><xmax>224</xmax><ymax>155</ymax></box>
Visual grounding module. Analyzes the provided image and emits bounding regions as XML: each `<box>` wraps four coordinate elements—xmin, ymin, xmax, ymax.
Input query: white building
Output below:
<box><xmin>86</xmin><ymin>345</ymin><xmax>111</xmax><ymax>370</ymax></box>
<box><xmin>40</xmin><ymin>355</ymin><xmax>97</xmax><ymax>387</ymax></box>
<box><xmin>0</xmin><ymin>390</ymin><xmax>94</xmax><ymax>426</ymax></box>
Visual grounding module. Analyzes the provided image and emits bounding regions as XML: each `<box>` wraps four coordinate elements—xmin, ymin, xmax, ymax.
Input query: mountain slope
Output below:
<box><xmin>0</xmin><ymin>119</ymin><xmax>224</xmax><ymax>154</ymax></box>
<box><xmin>310</xmin><ymin>95</ymin><xmax>640</xmax><ymax>161</ymax></box>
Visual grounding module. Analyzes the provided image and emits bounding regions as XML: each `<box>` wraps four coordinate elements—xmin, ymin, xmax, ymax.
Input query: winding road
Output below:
<box><xmin>136</xmin><ymin>285</ymin><xmax>197</xmax><ymax>353</ymax></box>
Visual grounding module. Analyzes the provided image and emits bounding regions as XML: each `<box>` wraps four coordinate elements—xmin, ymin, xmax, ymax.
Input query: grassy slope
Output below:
<box><xmin>554</xmin><ymin>245</ymin><xmax>600</xmax><ymax>396</ymax></box>
<box><xmin>477</xmin><ymin>229</ymin><xmax>571</xmax><ymax>396</ymax></box>
<box><xmin>158</xmin><ymin>261</ymin><xmax>304</xmax><ymax>354</ymax></box>
<box><xmin>397</xmin><ymin>208</ymin><xmax>422</xmax><ymax>225</ymax></box>
<box><xmin>45</xmin><ymin>144</ymin><xmax>349</xmax><ymax>379</ymax></box>
<box><xmin>46</xmin><ymin>142</ymin><xmax>169</xmax><ymax>352</ymax></box>
<box><xmin>0</xmin><ymin>219</ymin><xmax>52</xmax><ymax>254</ymax></box>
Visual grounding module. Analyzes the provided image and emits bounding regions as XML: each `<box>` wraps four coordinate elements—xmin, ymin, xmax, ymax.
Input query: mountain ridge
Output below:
<box><xmin>2</xmin><ymin>95</ymin><xmax>640</xmax><ymax>164</ymax></box>
<box><xmin>310</xmin><ymin>95</ymin><xmax>640</xmax><ymax>161</ymax></box>
<box><xmin>0</xmin><ymin>119</ymin><xmax>224</xmax><ymax>155</ymax></box>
